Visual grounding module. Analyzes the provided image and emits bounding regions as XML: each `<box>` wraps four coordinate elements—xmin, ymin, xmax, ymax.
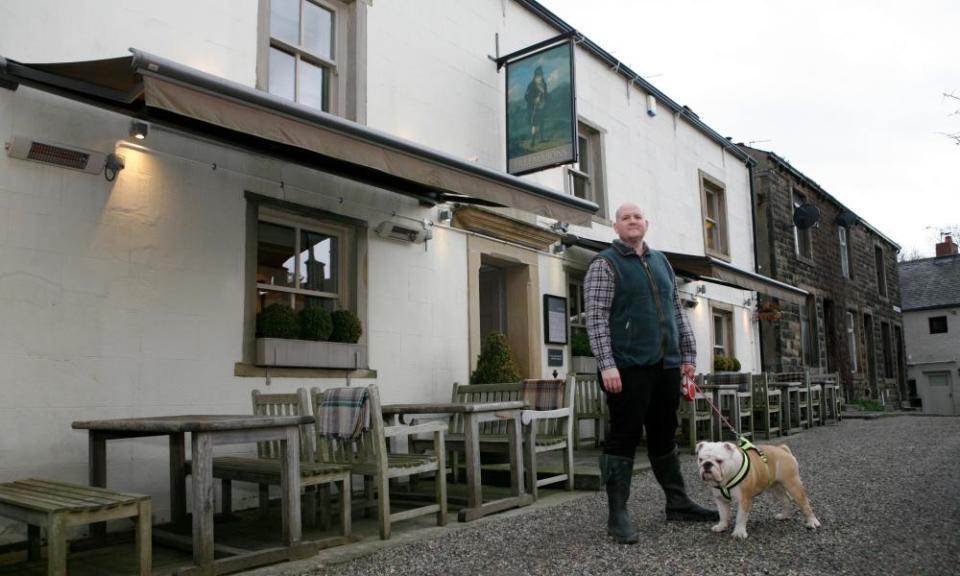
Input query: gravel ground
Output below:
<box><xmin>297</xmin><ymin>416</ymin><xmax>960</xmax><ymax>576</ymax></box>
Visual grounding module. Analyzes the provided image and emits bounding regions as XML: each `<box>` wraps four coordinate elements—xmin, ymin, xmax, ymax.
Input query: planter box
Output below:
<box><xmin>256</xmin><ymin>338</ymin><xmax>367</xmax><ymax>369</ymax></box>
<box><xmin>571</xmin><ymin>356</ymin><xmax>597</xmax><ymax>374</ymax></box>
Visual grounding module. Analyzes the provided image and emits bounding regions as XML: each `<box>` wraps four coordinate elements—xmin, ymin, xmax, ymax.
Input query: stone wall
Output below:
<box><xmin>747</xmin><ymin>148</ymin><xmax>904</xmax><ymax>404</ymax></box>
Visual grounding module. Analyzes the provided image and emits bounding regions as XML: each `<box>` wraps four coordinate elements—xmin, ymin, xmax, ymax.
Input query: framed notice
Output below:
<box><xmin>543</xmin><ymin>294</ymin><xmax>568</xmax><ymax>345</ymax></box>
<box><xmin>505</xmin><ymin>40</ymin><xmax>577</xmax><ymax>175</ymax></box>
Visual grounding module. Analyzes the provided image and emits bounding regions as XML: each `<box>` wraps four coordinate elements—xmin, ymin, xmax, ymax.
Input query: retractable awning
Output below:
<box><xmin>0</xmin><ymin>49</ymin><xmax>598</xmax><ymax>225</ymax></box>
<box><xmin>562</xmin><ymin>234</ymin><xmax>808</xmax><ymax>305</ymax></box>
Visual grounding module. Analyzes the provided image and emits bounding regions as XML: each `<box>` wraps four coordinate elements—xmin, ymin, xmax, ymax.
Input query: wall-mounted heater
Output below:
<box><xmin>375</xmin><ymin>220</ymin><xmax>432</xmax><ymax>244</ymax></box>
<box><xmin>5</xmin><ymin>136</ymin><xmax>106</xmax><ymax>175</ymax></box>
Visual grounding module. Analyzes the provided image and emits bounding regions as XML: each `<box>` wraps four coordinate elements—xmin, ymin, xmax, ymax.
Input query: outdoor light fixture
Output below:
<box><xmin>437</xmin><ymin>207</ymin><xmax>453</xmax><ymax>223</ymax></box>
<box><xmin>696</xmin><ymin>284</ymin><xmax>707</xmax><ymax>295</ymax></box>
<box><xmin>103</xmin><ymin>153</ymin><xmax>125</xmax><ymax>182</ymax></box>
<box><xmin>552</xmin><ymin>242</ymin><xmax>566</xmax><ymax>255</ymax></box>
<box><xmin>129</xmin><ymin>120</ymin><xmax>149</xmax><ymax>140</ymax></box>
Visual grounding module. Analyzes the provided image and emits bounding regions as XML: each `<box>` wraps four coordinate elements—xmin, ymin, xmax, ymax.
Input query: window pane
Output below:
<box><xmin>258</xmin><ymin>289</ymin><xmax>292</xmax><ymax>313</ymax></box>
<box><xmin>577</xmin><ymin>136</ymin><xmax>590</xmax><ymax>174</ymax></box>
<box><xmin>270</xmin><ymin>0</ymin><xmax>300</xmax><ymax>45</ymax></box>
<box><xmin>258</xmin><ymin>222</ymin><xmax>297</xmax><ymax>288</ymax></box>
<box><xmin>300</xmin><ymin>229</ymin><xmax>338</xmax><ymax>293</ymax></box>
<box><xmin>571</xmin><ymin>171</ymin><xmax>588</xmax><ymax>201</ymax></box>
<box><xmin>268</xmin><ymin>48</ymin><xmax>296</xmax><ymax>101</ymax></box>
<box><xmin>303</xmin><ymin>1</ymin><xmax>334</xmax><ymax>59</ymax></box>
<box><xmin>294</xmin><ymin>294</ymin><xmax>336</xmax><ymax>312</ymax></box>
<box><xmin>299</xmin><ymin>60</ymin><xmax>328</xmax><ymax>111</ymax></box>
<box><xmin>705</xmin><ymin>220</ymin><xmax>718</xmax><ymax>252</ymax></box>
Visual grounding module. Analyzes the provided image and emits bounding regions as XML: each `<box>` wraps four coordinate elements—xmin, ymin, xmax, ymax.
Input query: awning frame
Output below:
<box><xmin>0</xmin><ymin>49</ymin><xmax>598</xmax><ymax>225</ymax></box>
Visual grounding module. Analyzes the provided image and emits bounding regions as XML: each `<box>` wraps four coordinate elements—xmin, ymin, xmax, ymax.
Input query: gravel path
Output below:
<box><xmin>297</xmin><ymin>416</ymin><xmax>960</xmax><ymax>576</ymax></box>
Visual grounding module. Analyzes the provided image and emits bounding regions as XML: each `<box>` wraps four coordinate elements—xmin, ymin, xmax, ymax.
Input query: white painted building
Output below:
<box><xmin>899</xmin><ymin>236</ymin><xmax>960</xmax><ymax>414</ymax></box>
<box><xmin>0</xmin><ymin>0</ymin><xmax>801</xmax><ymax>533</ymax></box>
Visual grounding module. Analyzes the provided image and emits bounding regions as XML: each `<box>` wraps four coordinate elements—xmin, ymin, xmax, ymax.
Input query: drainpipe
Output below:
<box><xmin>746</xmin><ymin>160</ymin><xmax>766</xmax><ymax>371</ymax></box>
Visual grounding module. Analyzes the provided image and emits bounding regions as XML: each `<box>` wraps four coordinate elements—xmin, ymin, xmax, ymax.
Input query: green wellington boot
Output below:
<box><xmin>649</xmin><ymin>448</ymin><xmax>720</xmax><ymax>522</ymax></box>
<box><xmin>599</xmin><ymin>454</ymin><xmax>639</xmax><ymax>544</ymax></box>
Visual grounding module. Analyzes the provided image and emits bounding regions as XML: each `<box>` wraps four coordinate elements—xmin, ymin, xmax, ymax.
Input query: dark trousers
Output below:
<box><xmin>602</xmin><ymin>362</ymin><xmax>680</xmax><ymax>460</ymax></box>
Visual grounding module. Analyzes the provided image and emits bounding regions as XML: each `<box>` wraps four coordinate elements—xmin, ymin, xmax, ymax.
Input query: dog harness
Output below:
<box><xmin>718</xmin><ymin>437</ymin><xmax>770</xmax><ymax>500</ymax></box>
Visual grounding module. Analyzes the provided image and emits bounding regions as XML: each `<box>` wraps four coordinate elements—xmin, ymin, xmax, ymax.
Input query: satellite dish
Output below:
<box><xmin>835</xmin><ymin>210</ymin><xmax>859</xmax><ymax>227</ymax></box>
<box><xmin>793</xmin><ymin>203</ymin><xmax>821</xmax><ymax>229</ymax></box>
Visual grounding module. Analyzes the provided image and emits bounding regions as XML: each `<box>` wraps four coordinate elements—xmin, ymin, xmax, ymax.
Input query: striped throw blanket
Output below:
<box><xmin>317</xmin><ymin>387</ymin><xmax>370</xmax><ymax>439</ymax></box>
<box><xmin>521</xmin><ymin>379</ymin><xmax>564</xmax><ymax>410</ymax></box>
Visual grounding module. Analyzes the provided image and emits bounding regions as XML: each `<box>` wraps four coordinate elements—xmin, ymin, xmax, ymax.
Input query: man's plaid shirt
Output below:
<box><xmin>584</xmin><ymin>245</ymin><xmax>696</xmax><ymax>372</ymax></box>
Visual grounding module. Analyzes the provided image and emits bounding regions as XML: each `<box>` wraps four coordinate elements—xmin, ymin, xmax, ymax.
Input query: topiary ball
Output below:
<box><xmin>257</xmin><ymin>303</ymin><xmax>300</xmax><ymax>339</ymax></box>
<box><xmin>299</xmin><ymin>307</ymin><xmax>333</xmax><ymax>341</ymax></box>
<box><xmin>330</xmin><ymin>309</ymin><xmax>362</xmax><ymax>343</ymax></box>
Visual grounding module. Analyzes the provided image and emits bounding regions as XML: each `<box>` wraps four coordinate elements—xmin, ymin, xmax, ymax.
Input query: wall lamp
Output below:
<box><xmin>696</xmin><ymin>284</ymin><xmax>707</xmax><ymax>295</ymax></box>
<box><xmin>129</xmin><ymin>120</ymin><xmax>149</xmax><ymax>140</ymax></box>
<box><xmin>437</xmin><ymin>207</ymin><xmax>453</xmax><ymax>224</ymax></box>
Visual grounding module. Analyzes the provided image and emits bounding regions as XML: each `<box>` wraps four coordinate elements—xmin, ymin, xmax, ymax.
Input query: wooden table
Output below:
<box><xmin>771</xmin><ymin>382</ymin><xmax>802</xmax><ymax>435</ymax></box>
<box><xmin>698</xmin><ymin>384</ymin><xmax>741</xmax><ymax>441</ymax></box>
<box><xmin>381</xmin><ymin>401</ymin><xmax>533</xmax><ymax>522</ymax></box>
<box><xmin>72</xmin><ymin>414</ymin><xmax>311</xmax><ymax>576</ymax></box>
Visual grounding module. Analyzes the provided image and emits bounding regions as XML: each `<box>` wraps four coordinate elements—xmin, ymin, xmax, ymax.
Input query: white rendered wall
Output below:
<box><xmin>0</xmin><ymin>1</ymin><xmax>258</xmax><ymax>87</ymax></box>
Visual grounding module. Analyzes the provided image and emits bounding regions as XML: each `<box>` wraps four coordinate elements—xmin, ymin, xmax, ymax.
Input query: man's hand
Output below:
<box><xmin>681</xmin><ymin>363</ymin><xmax>696</xmax><ymax>381</ymax></box>
<box><xmin>601</xmin><ymin>367</ymin><xmax>622</xmax><ymax>394</ymax></box>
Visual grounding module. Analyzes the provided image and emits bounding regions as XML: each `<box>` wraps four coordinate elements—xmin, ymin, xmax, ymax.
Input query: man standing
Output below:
<box><xmin>585</xmin><ymin>202</ymin><xmax>718</xmax><ymax>544</ymax></box>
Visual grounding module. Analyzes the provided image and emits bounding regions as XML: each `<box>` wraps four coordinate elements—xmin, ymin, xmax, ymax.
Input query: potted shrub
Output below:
<box><xmin>255</xmin><ymin>305</ymin><xmax>367</xmax><ymax>369</ymax></box>
<box><xmin>470</xmin><ymin>331</ymin><xmax>521</xmax><ymax>384</ymax></box>
<box><xmin>570</xmin><ymin>332</ymin><xmax>597</xmax><ymax>374</ymax></box>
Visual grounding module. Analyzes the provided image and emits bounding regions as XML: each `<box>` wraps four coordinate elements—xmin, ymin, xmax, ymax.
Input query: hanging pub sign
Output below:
<box><xmin>504</xmin><ymin>38</ymin><xmax>577</xmax><ymax>175</ymax></box>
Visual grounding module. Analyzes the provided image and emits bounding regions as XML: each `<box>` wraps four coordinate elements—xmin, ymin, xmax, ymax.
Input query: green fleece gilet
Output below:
<box><xmin>596</xmin><ymin>240</ymin><xmax>680</xmax><ymax>368</ymax></box>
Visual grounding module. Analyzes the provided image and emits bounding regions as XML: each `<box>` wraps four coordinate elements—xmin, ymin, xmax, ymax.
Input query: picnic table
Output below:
<box><xmin>72</xmin><ymin>414</ymin><xmax>310</xmax><ymax>576</ymax></box>
<box><xmin>381</xmin><ymin>401</ymin><xmax>533</xmax><ymax>522</ymax></box>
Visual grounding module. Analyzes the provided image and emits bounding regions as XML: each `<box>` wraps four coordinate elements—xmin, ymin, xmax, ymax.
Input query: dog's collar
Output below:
<box><xmin>719</xmin><ymin>438</ymin><xmax>768</xmax><ymax>500</ymax></box>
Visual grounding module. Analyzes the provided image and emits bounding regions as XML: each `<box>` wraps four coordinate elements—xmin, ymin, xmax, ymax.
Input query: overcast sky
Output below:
<box><xmin>538</xmin><ymin>0</ymin><xmax>959</xmax><ymax>258</ymax></box>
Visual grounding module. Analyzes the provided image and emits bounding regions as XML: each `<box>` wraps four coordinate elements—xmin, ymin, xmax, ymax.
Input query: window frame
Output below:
<box><xmin>256</xmin><ymin>211</ymin><xmax>354</xmax><ymax>313</ymax></box>
<box><xmin>566</xmin><ymin>120</ymin><xmax>607</xmax><ymax>219</ymax></box>
<box><xmin>929</xmin><ymin>316</ymin><xmax>948</xmax><ymax>334</ymax></box>
<box><xmin>711</xmin><ymin>305</ymin><xmax>735</xmax><ymax>364</ymax></box>
<box><xmin>839</xmin><ymin>225</ymin><xmax>851</xmax><ymax>279</ymax></box>
<box><xmin>792</xmin><ymin>190</ymin><xmax>813</xmax><ymax>261</ymax></box>
<box><xmin>257</xmin><ymin>0</ymin><xmax>355</xmax><ymax>116</ymax></box>
<box><xmin>699</xmin><ymin>171</ymin><xmax>730</xmax><ymax>260</ymax></box>
<box><xmin>801</xmin><ymin>296</ymin><xmax>819</xmax><ymax>367</ymax></box>
<box><xmin>846</xmin><ymin>310</ymin><xmax>859</xmax><ymax>373</ymax></box>
<box><xmin>874</xmin><ymin>243</ymin><xmax>888</xmax><ymax>298</ymax></box>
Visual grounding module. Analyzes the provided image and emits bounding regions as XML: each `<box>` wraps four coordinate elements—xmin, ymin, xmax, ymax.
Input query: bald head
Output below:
<box><xmin>613</xmin><ymin>202</ymin><xmax>649</xmax><ymax>248</ymax></box>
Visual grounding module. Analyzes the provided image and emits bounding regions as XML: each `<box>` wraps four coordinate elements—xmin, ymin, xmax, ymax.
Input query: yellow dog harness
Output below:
<box><xmin>719</xmin><ymin>437</ymin><xmax>771</xmax><ymax>500</ymax></box>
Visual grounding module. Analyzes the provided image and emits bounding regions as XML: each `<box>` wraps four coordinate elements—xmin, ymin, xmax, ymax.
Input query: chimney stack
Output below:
<box><xmin>936</xmin><ymin>235</ymin><xmax>959</xmax><ymax>257</ymax></box>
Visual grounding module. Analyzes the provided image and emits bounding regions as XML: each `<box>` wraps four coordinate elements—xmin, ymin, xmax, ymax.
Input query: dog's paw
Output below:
<box><xmin>775</xmin><ymin>512</ymin><xmax>792</xmax><ymax>520</ymax></box>
<box><xmin>711</xmin><ymin>523</ymin><xmax>728</xmax><ymax>533</ymax></box>
<box><xmin>805</xmin><ymin>516</ymin><xmax>821</xmax><ymax>529</ymax></box>
<box><xmin>731</xmin><ymin>527</ymin><xmax>748</xmax><ymax>539</ymax></box>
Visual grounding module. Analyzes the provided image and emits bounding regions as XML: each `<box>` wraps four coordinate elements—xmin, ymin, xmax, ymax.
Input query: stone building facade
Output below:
<box><xmin>743</xmin><ymin>146</ymin><xmax>905</xmax><ymax>404</ymax></box>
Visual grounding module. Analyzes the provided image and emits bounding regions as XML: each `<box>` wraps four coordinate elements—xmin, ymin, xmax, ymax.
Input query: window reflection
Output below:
<box><xmin>257</xmin><ymin>221</ymin><xmax>296</xmax><ymax>287</ymax></box>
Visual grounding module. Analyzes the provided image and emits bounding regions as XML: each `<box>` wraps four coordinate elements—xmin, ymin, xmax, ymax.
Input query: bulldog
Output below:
<box><xmin>696</xmin><ymin>440</ymin><xmax>820</xmax><ymax>539</ymax></box>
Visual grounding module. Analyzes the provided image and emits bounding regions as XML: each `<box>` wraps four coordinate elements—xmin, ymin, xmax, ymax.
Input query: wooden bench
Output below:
<box><xmin>573</xmin><ymin>373</ymin><xmax>607</xmax><ymax>449</ymax></box>
<box><xmin>0</xmin><ymin>478</ymin><xmax>151</xmax><ymax>576</ymax></box>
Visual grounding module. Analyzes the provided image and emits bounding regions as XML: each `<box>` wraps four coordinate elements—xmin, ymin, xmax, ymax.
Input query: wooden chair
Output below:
<box><xmin>772</xmin><ymin>371</ymin><xmax>810</xmax><ymax>431</ymax></box>
<box><xmin>676</xmin><ymin>381</ymin><xmax>713</xmax><ymax>453</ymax></box>
<box><xmin>520</xmin><ymin>376</ymin><xmax>576</xmax><ymax>499</ymax></box>
<box><xmin>812</xmin><ymin>372</ymin><xmax>843</xmax><ymax>424</ymax></box>
<box><xmin>210</xmin><ymin>388</ymin><xmax>352</xmax><ymax>536</ymax></box>
<box><xmin>436</xmin><ymin>379</ymin><xmax>575</xmax><ymax>499</ymax></box>
<box><xmin>311</xmin><ymin>385</ymin><xmax>447</xmax><ymax>540</ymax></box>
<box><xmin>440</xmin><ymin>381</ymin><xmax>524</xmax><ymax>484</ymax></box>
<box><xmin>751</xmin><ymin>373</ymin><xmax>782</xmax><ymax>439</ymax></box>
<box><xmin>707</xmin><ymin>372</ymin><xmax>753</xmax><ymax>440</ymax></box>
<box><xmin>573</xmin><ymin>373</ymin><xmax>607</xmax><ymax>449</ymax></box>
